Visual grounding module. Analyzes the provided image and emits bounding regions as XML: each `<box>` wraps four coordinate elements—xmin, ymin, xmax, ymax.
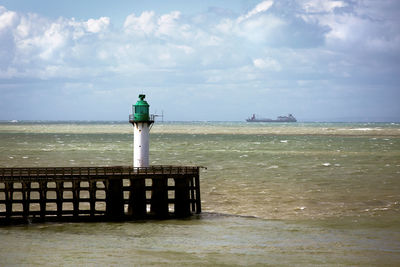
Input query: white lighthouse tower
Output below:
<box><xmin>129</xmin><ymin>94</ymin><xmax>154</xmax><ymax>168</ymax></box>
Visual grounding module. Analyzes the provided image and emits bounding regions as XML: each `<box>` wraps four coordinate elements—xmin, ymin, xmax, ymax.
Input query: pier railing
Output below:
<box><xmin>0</xmin><ymin>166</ymin><xmax>201</xmax><ymax>224</ymax></box>
<box><xmin>0</xmin><ymin>166</ymin><xmax>200</xmax><ymax>179</ymax></box>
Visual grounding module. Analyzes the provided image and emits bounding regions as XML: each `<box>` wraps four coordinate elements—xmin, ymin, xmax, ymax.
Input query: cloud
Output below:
<box><xmin>300</xmin><ymin>0</ymin><xmax>346</xmax><ymax>13</ymax></box>
<box><xmin>237</xmin><ymin>0</ymin><xmax>274</xmax><ymax>23</ymax></box>
<box><xmin>86</xmin><ymin>17</ymin><xmax>110</xmax><ymax>33</ymax></box>
<box><xmin>0</xmin><ymin>6</ymin><xmax>18</xmax><ymax>31</ymax></box>
<box><xmin>297</xmin><ymin>0</ymin><xmax>400</xmax><ymax>49</ymax></box>
<box><xmin>0</xmin><ymin>7</ymin><xmax>115</xmax><ymax>79</ymax></box>
<box><xmin>124</xmin><ymin>11</ymin><xmax>156</xmax><ymax>35</ymax></box>
<box><xmin>295</xmin><ymin>0</ymin><xmax>400</xmax><ymax>82</ymax></box>
<box><xmin>156</xmin><ymin>11</ymin><xmax>181</xmax><ymax>36</ymax></box>
<box><xmin>0</xmin><ymin>1</ymin><xmax>399</xmax><ymax>121</ymax></box>
<box><xmin>253</xmin><ymin>58</ymin><xmax>281</xmax><ymax>71</ymax></box>
<box><xmin>237</xmin><ymin>13</ymin><xmax>285</xmax><ymax>43</ymax></box>
<box><xmin>214</xmin><ymin>1</ymin><xmax>285</xmax><ymax>45</ymax></box>
<box><xmin>0</xmin><ymin>1</ymin><xmax>399</xmax><ymax>94</ymax></box>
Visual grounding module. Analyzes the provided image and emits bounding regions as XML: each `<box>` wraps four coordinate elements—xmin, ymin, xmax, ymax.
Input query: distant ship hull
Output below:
<box><xmin>246</xmin><ymin>114</ymin><xmax>297</xmax><ymax>122</ymax></box>
<box><xmin>246</xmin><ymin>119</ymin><xmax>297</xmax><ymax>122</ymax></box>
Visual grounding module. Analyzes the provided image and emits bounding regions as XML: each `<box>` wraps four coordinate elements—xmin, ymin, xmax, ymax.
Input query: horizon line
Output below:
<box><xmin>1</xmin><ymin>120</ymin><xmax>400</xmax><ymax>124</ymax></box>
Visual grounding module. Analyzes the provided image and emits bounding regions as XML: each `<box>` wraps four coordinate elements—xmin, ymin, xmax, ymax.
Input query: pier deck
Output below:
<box><xmin>0</xmin><ymin>166</ymin><xmax>201</xmax><ymax>225</ymax></box>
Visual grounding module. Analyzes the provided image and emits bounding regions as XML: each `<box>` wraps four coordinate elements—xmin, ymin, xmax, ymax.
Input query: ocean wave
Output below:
<box><xmin>351</xmin><ymin>128</ymin><xmax>382</xmax><ymax>131</ymax></box>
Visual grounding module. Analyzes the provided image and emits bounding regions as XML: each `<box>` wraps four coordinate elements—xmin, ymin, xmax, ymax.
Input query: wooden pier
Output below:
<box><xmin>0</xmin><ymin>166</ymin><xmax>201</xmax><ymax>225</ymax></box>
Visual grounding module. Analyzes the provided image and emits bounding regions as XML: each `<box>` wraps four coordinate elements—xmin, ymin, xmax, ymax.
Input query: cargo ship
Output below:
<box><xmin>246</xmin><ymin>114</ymin><xmax>297</xmax><ymax>122</ymax></box>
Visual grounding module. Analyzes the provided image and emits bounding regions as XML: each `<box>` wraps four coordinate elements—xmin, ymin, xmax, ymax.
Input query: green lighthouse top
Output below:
<box><xmin>132</xmin><ymin>94</ymin><xmax>150</xmax><ymax>122</ymax></box>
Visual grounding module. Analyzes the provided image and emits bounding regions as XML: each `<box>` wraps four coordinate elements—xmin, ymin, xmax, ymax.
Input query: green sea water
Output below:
<box><xmin>0</xmin><ymin>122</ymin><xmax>399</xmax><ymax>266</ymax></box>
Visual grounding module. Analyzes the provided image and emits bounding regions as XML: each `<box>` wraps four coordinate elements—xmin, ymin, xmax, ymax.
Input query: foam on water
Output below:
<box><xmin>0</xmin><ymin>121</ymin><xmax>399</xmax><ymax>135</ymax></box>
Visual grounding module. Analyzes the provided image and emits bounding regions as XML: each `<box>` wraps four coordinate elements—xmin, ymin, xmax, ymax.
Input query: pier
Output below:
<box><xmin>0</xmin><ymin>166</ymin><xmax>201</xmax><ymax>225</ymax></box>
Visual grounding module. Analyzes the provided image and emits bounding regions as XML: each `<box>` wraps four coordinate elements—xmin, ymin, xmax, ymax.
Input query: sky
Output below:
<box><xmin>0</xmin><ymin>0</ymin><xmax>399</xmax><ymax>122</ymax></box>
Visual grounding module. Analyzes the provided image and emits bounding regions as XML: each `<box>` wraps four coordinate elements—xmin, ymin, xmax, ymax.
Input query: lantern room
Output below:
<box><xmin>132</xmin><ymin>94</ymin><xmax>150</xmax><ymax>122</ymax></box>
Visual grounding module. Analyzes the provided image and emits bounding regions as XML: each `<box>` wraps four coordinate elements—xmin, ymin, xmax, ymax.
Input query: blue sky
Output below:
<box><xmin>0</xmin><ymin>0</ymin><xmax>399</xmax><ymax>121</ymax></box>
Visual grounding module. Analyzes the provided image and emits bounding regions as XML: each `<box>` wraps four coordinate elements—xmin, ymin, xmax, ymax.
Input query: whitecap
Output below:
<box><xmin>267</xmin><ymin>165</ymin><xmax>279</xmax><ymax>169</ymax></box>
<box><xmin>280</xmin><ymin>140</ymin><xmax>288</xmax><ymax>143</ymax></box>
<box><xmin>352</xmin><ymin>128</ymin><xmax>380</xmax><ymax>131</ymax></box>
<box><xmin>9</xmin><ymin>156</ymin><xmax>14</xmax><ymax>159</ymax></box>
<box><xmin>373</xmin><ymin>207</ymin><xmax>389</xmax><ymax>211</ymax></box>
<box><xmin>322</xmin><ymin>163</ymin><xmax>331</xmax><ymax>167</ymax></box>
<box><xmin>22</xmin><ymin>156</ymin><xmax>29</xmax><ymax>159</ymax></box>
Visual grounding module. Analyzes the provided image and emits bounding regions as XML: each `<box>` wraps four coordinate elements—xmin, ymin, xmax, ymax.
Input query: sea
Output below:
<box><xmin>0</xmin><ymin>121</ymin><xmax>399</xmax><ymax>266</ymax></box>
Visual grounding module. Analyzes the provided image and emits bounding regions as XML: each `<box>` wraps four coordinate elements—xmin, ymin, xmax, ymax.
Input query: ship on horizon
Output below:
<box><xmin>246</xmin><ymin>114</ymin><xmax>297</xmax><ymax>122</ymax></box>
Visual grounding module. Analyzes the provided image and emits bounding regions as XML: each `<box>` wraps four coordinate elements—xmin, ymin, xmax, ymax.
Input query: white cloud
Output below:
<box><xmin>215</xmin><ymin>2</ymin><xmax>284</xmax><ymax>45</ymax></box>
<box><xmin>39</xmin><ymin>23</ymin><xmax>68</xmax><ymax>60</ymax></box>
<box><xmin>215</xmin><ymin>18</ymin><xmax>234</xmax><ymax>34</ymax></box>
<box><xmin>1</xmin><ymin>2</ymin><xmax>399</xmax><ymax>121</ymax></box>
<box><xmin>124</xmin><ymin>11</ymin><xmax>156</xmax><ymax>35</ymax></box>
<box><xmin>86</xmin><ymin>17</ymin><xmax>110</xmax><ymax>33</ymax></box>
<box><xmin>175</xmin><ymin>45</ymin><xmax>194</xmax><ymax>54</ymax></box>
<box><xmin>0</xmin><ymin>6</ymin><xmax>18</xmax><ymax>31</ymax></box>
<box><xmin>237</xmin><ymin>0</ymin><xmax>274</xmax><ymax>23</ymax></box>
<box><xmin>1</xmin><ymin>4</ymin><xmax>286</xmax><ymax>80</ymax></box>
<box><xmin>16</xmin><ymin>17</ymin><xmax>31</xmax><ymax>38</ymax></box>
<box><xmin>301</xmin><ymin>0</ymin><xmax>346</xmax><ymax>13</ymax></box>
<box><xmin>156</xmin><ymin>11</ymin><xmax>182</xmax><ymax>37</ymax></box>
<box><xmin>238</xmin><ymin>14</ymin><xmax>285</xmax><ymax>43</ymax></box>
<box><xmin>298</xmin><ymin>0</ymin><xmax>400</xmax><ymax>57</ymax></box>
<box><xmin>0</xmin><ymin>1</ymin><xmax>399</xmax><ymax>86</ymax></box>
<box><xmin>253</xmin><ymin>58</ymin><xmax>281</xmax><ymax>71</ymax></box>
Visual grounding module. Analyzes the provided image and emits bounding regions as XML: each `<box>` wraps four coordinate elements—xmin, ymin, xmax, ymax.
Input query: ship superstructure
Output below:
<box><xmin>246</xmin><ymin>114</ymin><xmax>297</xmax><ymax>122</ymax></box>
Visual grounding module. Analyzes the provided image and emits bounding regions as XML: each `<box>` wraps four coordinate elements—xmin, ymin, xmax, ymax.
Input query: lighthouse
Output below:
<box><xmin>129</xmin><ymin>94</ymin><xmax>154</xmax><ymax>168</ymax></box>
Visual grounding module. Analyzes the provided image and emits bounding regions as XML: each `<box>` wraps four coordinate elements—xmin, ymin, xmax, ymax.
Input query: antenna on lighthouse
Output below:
<box><xmin>153</xmin><ymin>110</ymin><xmax>164</xmax><ymax>123</ymax></box>
<box><xmin>129</xmin><ymin>94</ymin><xmax>154</xmax><ymax>168</ymax></box>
